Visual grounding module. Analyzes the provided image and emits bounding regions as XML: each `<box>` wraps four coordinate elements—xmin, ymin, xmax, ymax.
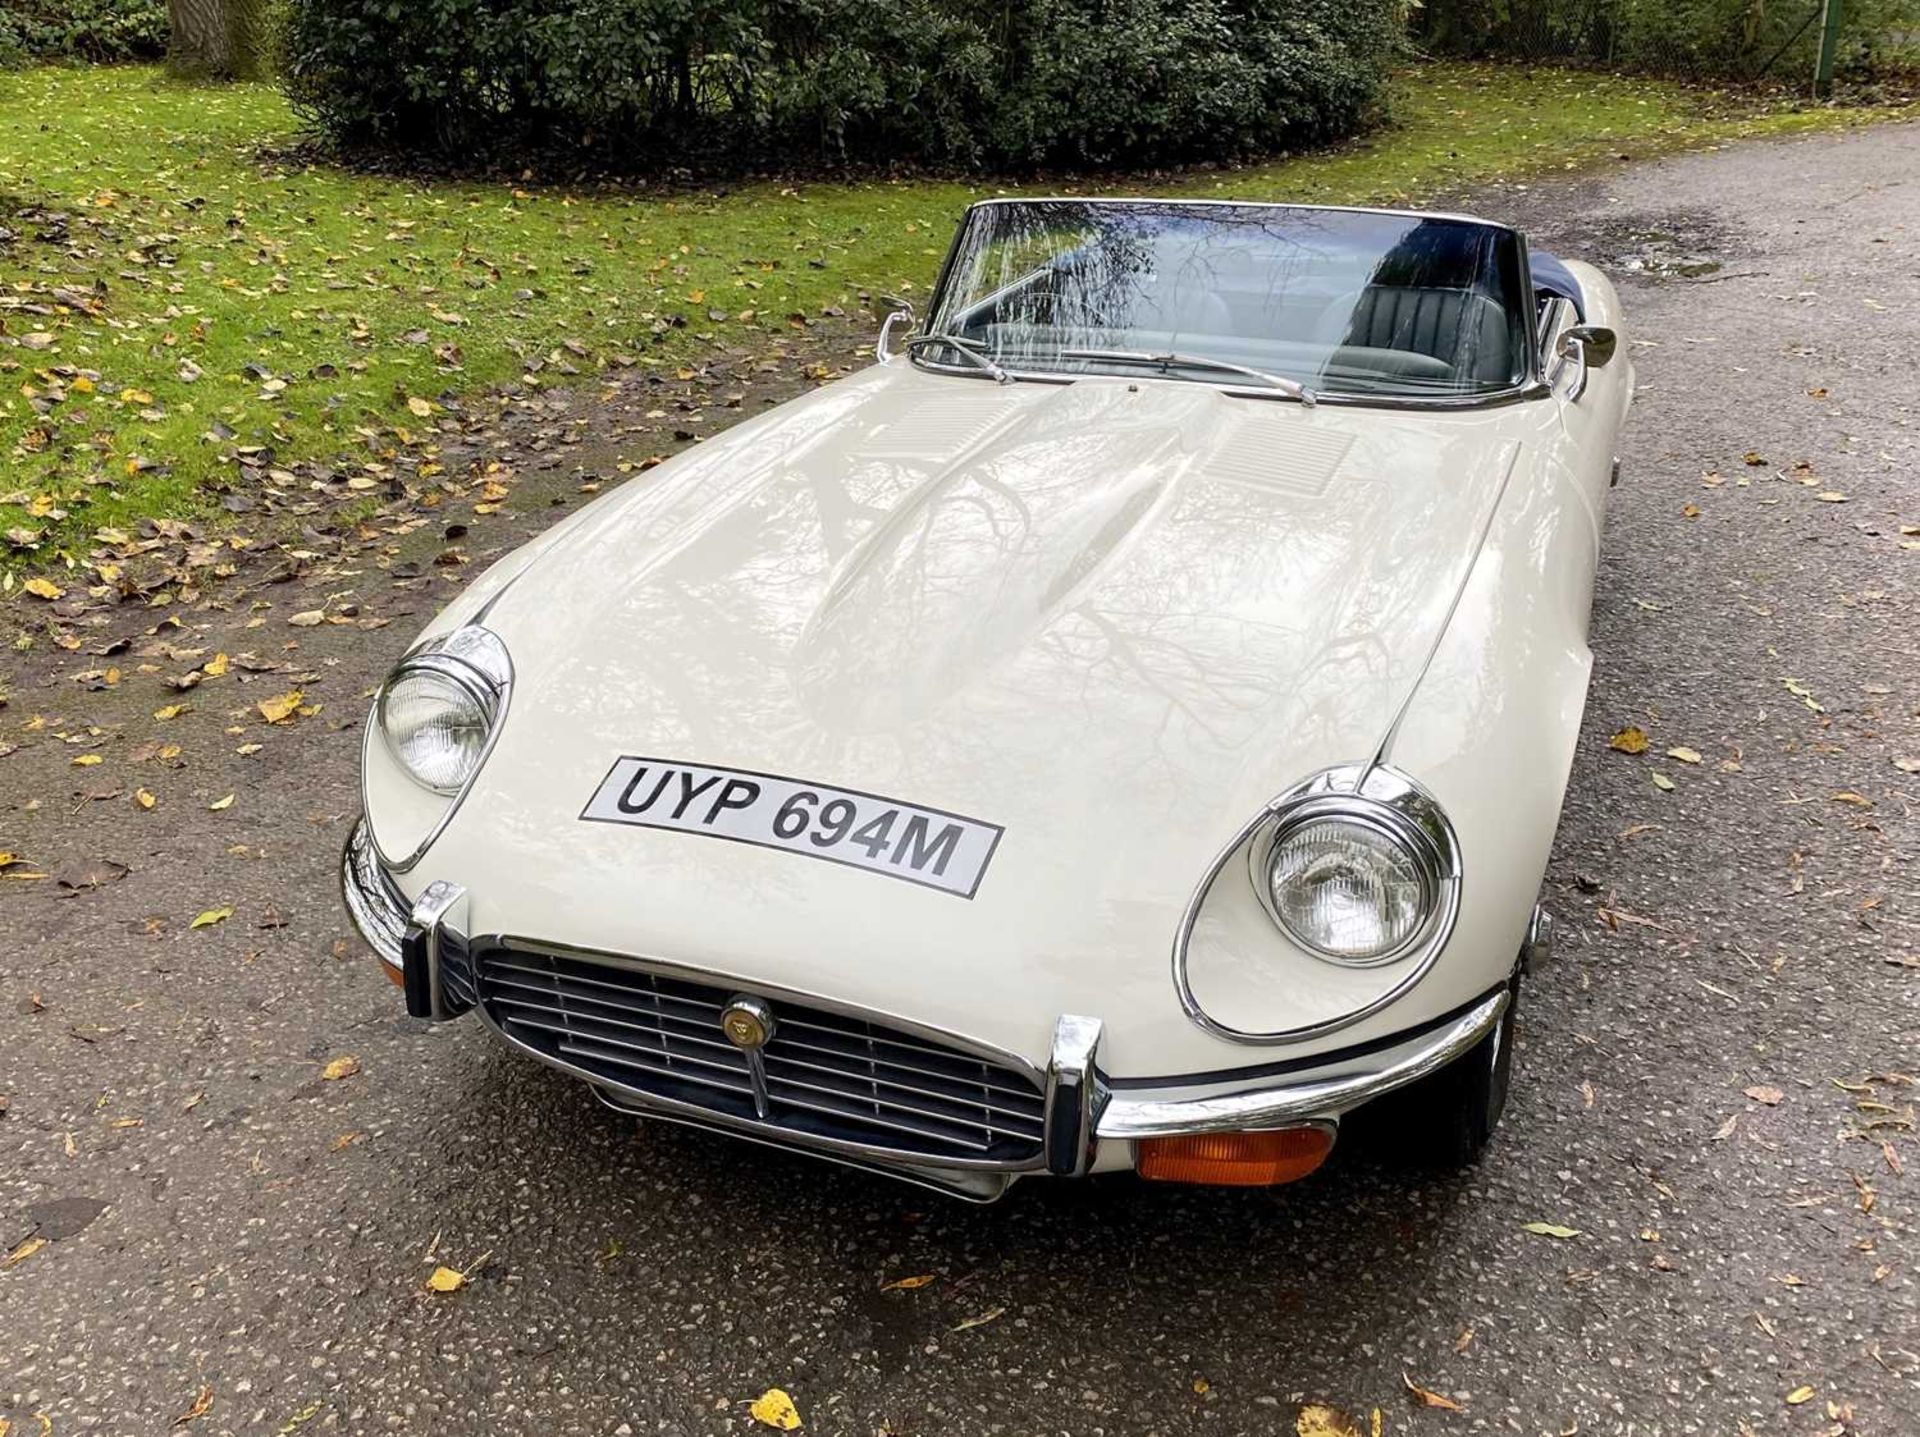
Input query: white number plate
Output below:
<box><xmin>581</xmin><ymin>757</ymin><xmax>1004</xmax><ymax>898</ymax></box>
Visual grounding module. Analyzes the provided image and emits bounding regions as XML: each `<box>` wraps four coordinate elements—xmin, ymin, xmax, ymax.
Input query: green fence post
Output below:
<box><xmin>1814</xmin><ymin>0</ymin><xmax>1845</xmax><ymax>97</ymax></box>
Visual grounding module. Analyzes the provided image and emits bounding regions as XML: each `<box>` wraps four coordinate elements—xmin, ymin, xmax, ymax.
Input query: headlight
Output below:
<box><xmin>1266</xmin><ymin>813</ymin><xmax>1431</xmax><ymax>962</ymax></box>
<box><xmin>377</xmin><ymin>627</ymin><xmax>511</xmax><ymax>795</ymax></box>
<box><xmin>1251</xmin><ymin>766</ymin><xmax>1458</xmax><ymax>967</ymax></box>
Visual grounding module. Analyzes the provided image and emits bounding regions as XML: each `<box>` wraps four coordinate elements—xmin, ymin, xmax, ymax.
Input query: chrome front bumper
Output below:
<box><xmin>340</xmin><ymin>818</ymin><xmax>407</xmax><ymax>969</ymax></box>
<box><xmin>342</xmin><ymin>819</ymin><xmax>1507</xmax><ymax>1200</ymax></box>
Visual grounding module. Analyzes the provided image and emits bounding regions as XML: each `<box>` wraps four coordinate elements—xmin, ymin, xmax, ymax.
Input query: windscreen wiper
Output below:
<box><xmin>906</xmin><ymin>333</ymin><xmax>1014</xmax><ymax>385</ymax></box>
<box><xmin>1057</xmin><ymin>348</ymin><xmax>1317</xmax><ymax>406</ymax></box>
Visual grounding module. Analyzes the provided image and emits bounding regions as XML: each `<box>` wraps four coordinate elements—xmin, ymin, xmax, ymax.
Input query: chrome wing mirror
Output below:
<box><xmin>1552</xmin><ymin>323</ymin><xmax>1617</xmax><ymax>401</ymax></box>
<box><xmin>875</xmin><ymin>295</ymin><xmax>915</xmax><ymax>363</ymax></box>
<box><xmin>1556</xmin><ymin>323</ymin><xmax>1618</xmax><ymax>368</ymax></box>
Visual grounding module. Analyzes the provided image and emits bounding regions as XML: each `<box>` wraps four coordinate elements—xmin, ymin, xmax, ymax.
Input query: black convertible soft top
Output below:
<box><xmin>1529</xmin><ymin>251</ymin><xmax>1586</xmax><ymax>319</ymax></box>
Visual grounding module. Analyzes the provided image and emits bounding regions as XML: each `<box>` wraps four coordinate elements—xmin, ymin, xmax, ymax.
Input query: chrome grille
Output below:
<box><xmin>439</xmin><ymin>933</ymin><xmax>478</xmax><ymax>1012</ymax></box>
<box><xmin>475</xmin><ymin>945</ymin><xmax>1046</xmax><ymax>1166</ymax></box>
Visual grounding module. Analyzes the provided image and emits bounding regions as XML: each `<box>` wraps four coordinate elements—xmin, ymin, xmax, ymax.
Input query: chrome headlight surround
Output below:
<box><xmin>1249</xmin><ymin>768</ymin><xmax>1459</xmax><ymax>967</ymax></box>
<box><xmin>379</xmin><ymin>650</ymin><xmax>504</xmax><ymax>795</ymax></box>
<box><xmin>1172</xmin><ymin>762</ymin><xmax>1462</xmax><ymax>1046</ymax></box>
<box><xmin>366</xmin><ymin>624</ymin><xmax>513</xmax><ymax>871</ymax></box>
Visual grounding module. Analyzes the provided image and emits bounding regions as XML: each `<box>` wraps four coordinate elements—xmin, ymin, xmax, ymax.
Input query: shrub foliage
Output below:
<box><xmin>282</xmin><ymin>0</ymin><xmax>1403</xmax><ymax>170</ymax></box>
<box><xmin>0</xmin><ymin>0</ymin><xmax>167</xmax><ymax>63</ymax></box>
<box><xmin>1415</xmin><ymin>0</ymin><xmax>1919</xmax><ymax>79</ymax></box>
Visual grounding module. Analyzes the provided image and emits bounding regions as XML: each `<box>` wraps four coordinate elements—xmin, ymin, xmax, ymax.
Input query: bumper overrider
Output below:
<box><xmin>343</xmin><ymin>819</ymin><xmax>1511</xmax><ymax>1202</ymax></box>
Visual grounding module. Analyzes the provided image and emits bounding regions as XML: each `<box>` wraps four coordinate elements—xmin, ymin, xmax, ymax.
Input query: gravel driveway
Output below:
<box><xmin>3</xmin><ymin>121</ymin><xmax>1916</xmax><ymax>1436</ymax></box>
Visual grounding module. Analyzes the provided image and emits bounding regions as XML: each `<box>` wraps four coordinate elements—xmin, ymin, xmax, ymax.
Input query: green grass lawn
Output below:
<box><xmin>0</xmin><ymin>62</ymin><xmax>1910</xmax><ymax>564</ymax></box>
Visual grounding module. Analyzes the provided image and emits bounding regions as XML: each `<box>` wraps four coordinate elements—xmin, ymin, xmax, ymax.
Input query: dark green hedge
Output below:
<box><xmin>1</xmin><ymin>0</ymin><xmax>167</xmax><ymax>63</ymax></box>
<box><xmin>282</xmin><ymin>0</ymin><xmax>1403</xmax><ymax>171</ymax></box>
<box><xmin>1415</xmin><ymin>0</ymin><xmax>1920</xmax><ymax>79</ymax></box>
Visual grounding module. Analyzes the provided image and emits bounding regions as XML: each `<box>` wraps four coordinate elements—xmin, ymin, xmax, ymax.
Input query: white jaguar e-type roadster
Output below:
<box><xmin>343</xmin><ymin>199</ymin><xmax>1631</xmax><ymax>1200</ymax></box>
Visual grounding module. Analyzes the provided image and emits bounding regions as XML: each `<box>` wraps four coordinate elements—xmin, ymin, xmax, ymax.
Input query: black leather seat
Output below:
<box><xmin>1340</xmin><ymin>286</ymin><xmax>1514</xmax><ymax>385</ymax></box>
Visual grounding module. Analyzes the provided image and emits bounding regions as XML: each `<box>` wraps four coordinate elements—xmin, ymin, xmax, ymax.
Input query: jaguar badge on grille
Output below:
<box><xmin>721</xmin><ymin>995</ymin><xmax>775</xmax><ymax>1050</ymax></box>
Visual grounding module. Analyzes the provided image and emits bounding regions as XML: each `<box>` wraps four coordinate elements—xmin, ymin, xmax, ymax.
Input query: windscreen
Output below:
<box><xmin>924</xmin><ymin>202</ymin><xmax>1532</xmax><ymax>401</ymax></box>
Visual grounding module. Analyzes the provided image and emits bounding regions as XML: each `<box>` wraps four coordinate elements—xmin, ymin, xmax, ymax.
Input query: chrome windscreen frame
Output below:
<box><xmin>363</xmin><ymin>624</ymin><xmax>513</xmax><ymax>873</ymax></box>
<box><xmin>905</xmin><ymin>196</ymin><xmax>1552</xmax><ymax>413</ymax></box>
<box><xmin>1172</xmin><ymin>763</ymin><xmax>1464</xmax><ymax>1046</ymax></box>
<box><xmin>906</xmin><ymin>352</ymin><xmax>1554</xmax><ymax>413</ymax></box>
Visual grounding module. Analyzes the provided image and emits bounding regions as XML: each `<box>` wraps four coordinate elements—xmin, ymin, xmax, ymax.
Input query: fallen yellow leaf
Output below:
<box><xmin>321</xmin><ymin>1055</ymin><xmax>361</xmax><ymax>1080</ymax></box>
<box><xmin>1745</xmin><ymin>1084</ymin><xmax>1784</xmax><ymax>1105</ymax></box>
<box><xmin>208</xmin><ymin>794</ymin><xmax>235</xmax><ymax>811</ymax></box>
<box><xmin>153</xmin><ymin>703</ymin><xmax>188</xmax><ymax>721</ymax></box>
<box><xmin>1608</xmin><ymin>726</ymin><xmax>1649</xmax><ymax>754</ymax></box>
<box><xmin>71</xmin><ymin>753</ymin><xmax>103</xmax><ymax>767</ymax></box>
<box><xmin>174</xmin><ymin>1384</ymin><xmax>213</xmax><ymax>1425</ymax></box>
<box><xmin>203</xmin><ymin>653</ymin><xmax>230</xmax><ymax>677</ymax></box>
<box><xmin>1651</xmin><ymin>772</ymin><xmax>1676</xmax><ymax>792</ymax></box>
<box><xmin>257</xmin><ymin>689</ymin><xmax>304</xmax><ymax>723</ymax></box>
<box><xmin>1522</xmin><ymin>1221</ymin><xmax>1581</xmax><ymax>1239</ymax></box>
<box><xmin>23</xmin><ymin>576</ymin><xmax>62</xmax><ymax>600</ymax></box>
<box><xmin>950</xmin><ymin>1306</ymin><xmax>1006</xmax><ymax>1332</ymax></box>
<box><xmin>1781</xmin><ymin>676</ymin><xmax>1825</xmax><ymax>713</ymax></box>
<box><xmin>1402</xmin><ymin>1373</ymin><xmax>1462</xmax><ymax>1411</ymax></box>
<box><xmin>190</xmin><ymin>906</ymin><xmax>232</xmax><ymax>928</ymax></box>
<box><xmin>880</xmin><ymin>1274</ymin><xmax>936</xmax><ymax>1291</ymax></box>
<box><xmin>1296</xmin><ymin>1403</ymin><xmax>1363</xmax><ymax>1437</ymax></box>
<box><xmin>406</xmin><ymin>396</ymin><xmax>433</xmax><ymax>417</ymax></box>
<box><xmin>1666</xmin><ymin>746</ymin><xmax>1702</xmax><ymax>764</ymax></box>
<box><xmin>1785</xmin><ymin>1385</ymin><xmax>1816</xmax><ymax>1405</ymax></box>
<box><xmin>748</xmin><ymin>1388</ymin><xmax>802</xmax><ymax>1431</ymax></box>
<box><xmin>425</xmin><ymin>1265</ymin><xmax>466</xmax><ymax>1293</ymax></box>
<box><xmin>4</xmin><ymin>1235</ymin><xmax>47</xmax><ymax>1268</ymax></box>
<box><xmin>134</xmin><ymin>789</ymin><xmax>156</xmax><ymax>810</ymax></box>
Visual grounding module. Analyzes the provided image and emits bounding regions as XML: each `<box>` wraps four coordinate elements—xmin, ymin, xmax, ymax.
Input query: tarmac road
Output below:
<box><xmin>3</xmin><ymin>122</ymin><xmax>1917</xmax><ymax>1436</ymax></box>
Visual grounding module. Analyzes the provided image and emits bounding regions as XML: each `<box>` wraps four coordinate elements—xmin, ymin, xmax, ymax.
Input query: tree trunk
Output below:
<box><xmin>167</xmin><ymin>0</ymin><xmax>265</xmax><ymax>80</ymax></box>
